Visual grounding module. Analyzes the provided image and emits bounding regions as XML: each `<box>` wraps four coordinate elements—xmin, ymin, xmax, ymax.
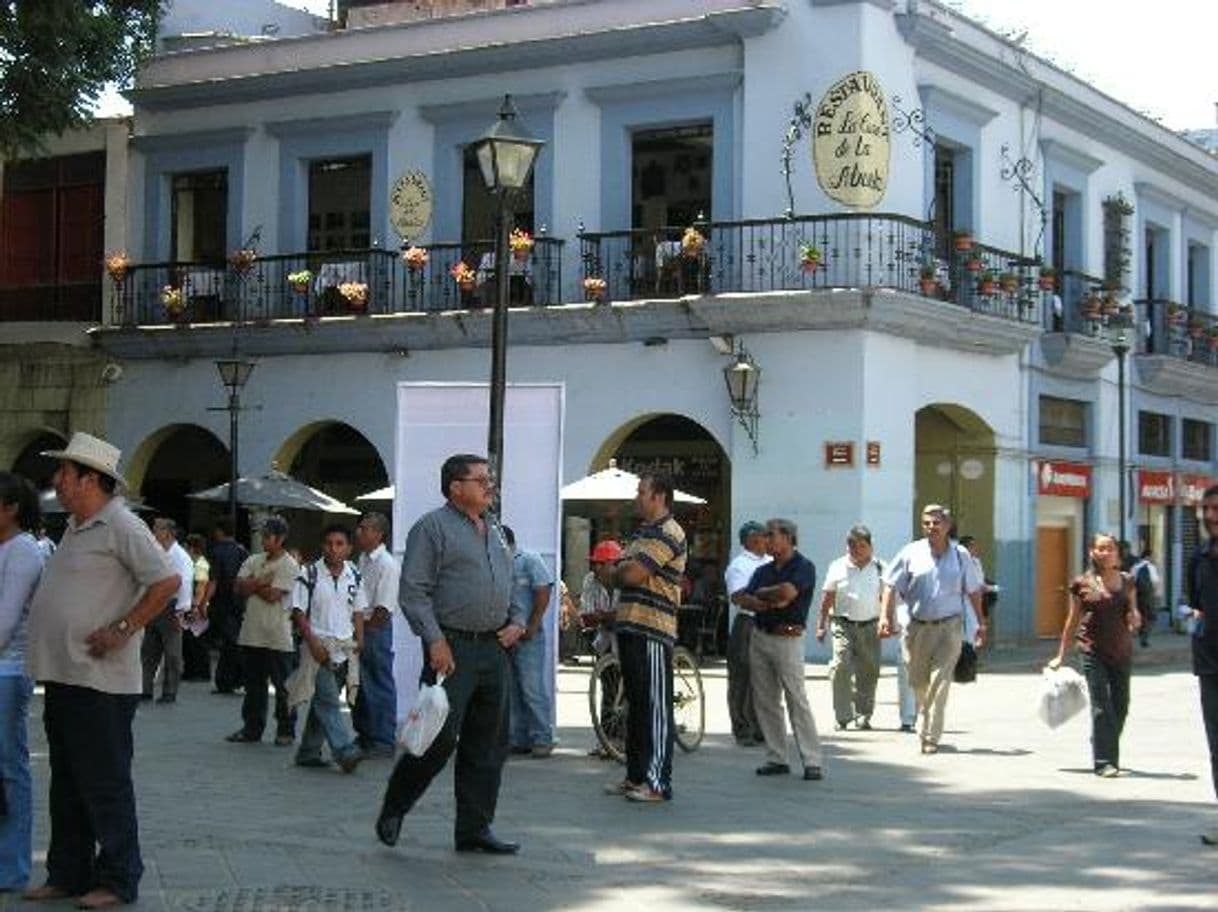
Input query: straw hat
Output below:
<box><xmin>42</xmin><ymin>432</ymin><xmax>128</xmax><ymax>490</ymax></box>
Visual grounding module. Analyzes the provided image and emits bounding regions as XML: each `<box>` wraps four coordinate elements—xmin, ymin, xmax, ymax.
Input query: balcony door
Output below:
<box><xmin>171</xmin><ymin>170</ymin><xmax>228</xmax><ymax>263</ymax></box>
<box><xmin>308</xmin><ymin>156</ymin><xmax>372</xmax><ymax>251</ymax></box>
<box><xmin>630</xmin><ymin>124</ymin><xmax>712</xmax><ymax>232</ymax></box>
<box><xmin>461</xmin><ymin>146</ymin><xmax>535</xmax><ymax>246</ymax></box>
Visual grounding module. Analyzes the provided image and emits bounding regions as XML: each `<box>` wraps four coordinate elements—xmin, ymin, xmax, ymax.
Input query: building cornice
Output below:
<box><xmin>130</xmin><ymin>126</ymin><xmax>254</xmax><ymax>153</ymax></box>
<box><xmin>918</xmin><ymin>83</ymin><xmax>998</xmax><ymax>127</ymax></box>
<box><xmin>418</xmin><ymin>91</ymin><xmax>566</xmax><ymax>125</ymax></box>
<box><xmin>585</xmin><ymin>72</ymin><xmax>742</xmax><ymax>105</ymax></box>
<box><xmin>1039</xmin><ymin>139</ymin><xmax>1103</xmax><ymax>176</ymax></box>
<box><xmin>265</xmin><ymin>110</ymin><xmax>399</xmax><ymax>138</ymax></box>
<box><xmin>1134</xmin><ymin>355</ymin><xmax>1218</xmax><ymax>405</ymax></box>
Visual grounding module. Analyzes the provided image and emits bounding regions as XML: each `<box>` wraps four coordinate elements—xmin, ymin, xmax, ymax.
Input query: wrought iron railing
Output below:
<box><xmin>1042</xmin><ymin>269</ymin><xmax>1106</xmax><ymax>334</ymax></box>
<box><xmin>1134</xmin><ymin>299</ymin><xmax>1218</xmax><ymax>366</ymax></box>
<box><xmin>110</xmin><ymin>238</ymin><xmax>564</xmax><ymax>327</ymax></box>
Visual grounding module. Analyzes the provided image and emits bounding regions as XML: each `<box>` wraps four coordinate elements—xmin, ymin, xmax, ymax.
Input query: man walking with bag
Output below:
<box><xmin>376</xmin><ymin>454</ymin><xmax>527</xmax><ymax>854</ymax></box>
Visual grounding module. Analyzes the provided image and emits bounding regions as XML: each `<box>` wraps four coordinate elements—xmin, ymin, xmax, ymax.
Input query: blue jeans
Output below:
<box><xmin>508</xmin><ymin>633</ymin><xmax>553</xmax><ymax>748</ymax></box>
<box><xmin>296</xmin><ymin>663</ymin><xmax>359</xmax><ymax>764</ymax></box>
<box><xmin>352</xmin><ymin>623</ymin><xmax>396</xmax><ymax>751</ymax></box>
<box><xmin>0</xmin><ymin>674</ymin><xmax>33</xmax><ymax>890</ymax></box>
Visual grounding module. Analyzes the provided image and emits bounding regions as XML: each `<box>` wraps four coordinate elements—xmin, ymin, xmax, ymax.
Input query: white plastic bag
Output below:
<box><xmin>398</xmin><ymin>674</ymin><xmax>449</xmax><ymax>756</ymax></box>
<box><xmin>1037</xmin><ymin>666</ymin><xmax>1088</xmax><ymax>729</ymax></box>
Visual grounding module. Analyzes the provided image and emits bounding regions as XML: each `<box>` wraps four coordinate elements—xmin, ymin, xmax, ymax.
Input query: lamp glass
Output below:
<box><xmin>216</xmin><ymin>359</ymin><xmax>255</xmax><ymax>390</ymax></box>
<box><xmin>723</xmin><ymin>357</ymin><xmax>758</xmax><ymax>410</ymax></box>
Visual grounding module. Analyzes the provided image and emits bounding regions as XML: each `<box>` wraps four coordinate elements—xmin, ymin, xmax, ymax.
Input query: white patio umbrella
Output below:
<box><xmin>187</xmin><ymin>469</ymin><xmax>360</xmax><ymax>515</ymax></box>
<box><xmin>560</xmin><ymin>459</ymin><xmax>706</xmax><ymax>504</ymax></box>
<box><xmin>39</xmin><ymin>489</ymin><xmax>155</xmax><ymax>515</ymax></box>
<box><xmin>356</xmin><ymin>484</ymin><xmax>394</xmax><ymax>502</ymax></box>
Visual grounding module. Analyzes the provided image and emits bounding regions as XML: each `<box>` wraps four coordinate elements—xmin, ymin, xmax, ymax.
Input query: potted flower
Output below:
<box><xmin>338</xmin><ymin>281</ymin><xmax>368</xmax><ymax>312</ymax></box>
<box><xmin>798</xmin><ymin>243</ymin><xmax>822</xmax><ymax>273</ymax></box>
<box><xmin>287</xmin><ymin>269</ymin><xmax>312</xmax><ymax>294</ymax></box>
<box><xmin>1101</xmin><ymin>293</ymin><xmax>1121</xmax><ymax>317</ymax></box>
<box><xmin>953</xmin><ymin>230</ymin><xmax>974</xmax><ymax>253</ymax></box>
<box><xmin>229</xmin><ymin>247</ymin><xmax>257</xmax><ymax>275</ymax></box>
<box><xmin>977</xmin><ymin>271</ymin><xmax>997</xmax><ymax>296</ymax></box>
<box><xmin>161</xmin><ymin>285</ymin><xmax>185</xmax><ymax>320</ymax></box>
<box><xmin>919</xmin><ymin>264</ymin><xmax>938</xmax><ymax>296</ymax></box>
<box><xmin>1189</xmin><ymin>318</ymin><xmax>1206</xmax><ymax>339</ymax></box>
<box><xmin>1038</xmin><ymin>267</ymin><xmax>1056</xmax><ymax>292</ymax></box>
<box><xmin>402</xmin><ymin>246</ymin><xmax>429</xmax><ymax>272</ymax></box>
<box><xmin>1208</xmin><ymin>328</ymin><xmax>1218</xmax><ymax>350</ymax></box>
<box><xmin>681</xmin><ymin>226</ymin><xmax>706</xmax><ymax>259</ymax></box>
<box><xmin>999</xmin><ymin>273</ymin><xmax>1019</xmax><ymax>294</ymax></box>
<box><xmin>583</xmin><ymin>276</ymin><xmax>607</xmax><ymax>302</ymax></box>
<box><xmin>1081</xmin><ymin>291</ymin><xmax>1102</xmax><ymax>320</ymax></box>
<box><xmin>105</xmin><ymin>252</ymin><xmax>130</xmax><ymax>284</ymax></box>
<box><xmin>450</xmin><ymin>261</ymin><xmax>477</xmax><ymax>294</ymax></box>
<box><xmin>964</xmin><ymin>255</ymin><xmax>984</xmax><ymax>273</ymax></box>
<box><xmin>509</xmin><ymin>229</ymin><xmax>534</xmax><ymax>263</ymax></box>
<box><xmin>1168</xmin><ymin>303</ymin><xmax>1188</xmax><ymax>326</ymax></box>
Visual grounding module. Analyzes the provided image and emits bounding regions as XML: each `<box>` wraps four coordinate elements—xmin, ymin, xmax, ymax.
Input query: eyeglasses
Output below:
<box><xmin>458</xmin><ymin>475</ymin><xmax>496</xmax><ymax>489</ymax></box>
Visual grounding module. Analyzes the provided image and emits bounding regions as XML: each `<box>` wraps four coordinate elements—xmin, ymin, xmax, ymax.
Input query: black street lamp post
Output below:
<box><xmin>1112</xmin><ymin>333</ymin><xmax>1130</xmax><ymax>544</ymax></box>
<box><xmin>214</xmin><ymin>358</ymin><xmax>256</xmax><ymax>534</ymax></box>
<box><xmin>469</xmin><ymin>95</ymin><xmax>545</xmax><ymax>495</ymax></box>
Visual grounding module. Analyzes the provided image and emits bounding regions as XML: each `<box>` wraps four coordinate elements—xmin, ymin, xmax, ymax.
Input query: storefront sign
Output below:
<box><xmin>824</xmin><ymin>442</ymin><xmax>854</xmax><ymax>467</ymax></box>
<box><xmin>389</xmin><ymin>169</ymin><xmax>433</xmax><ymax>241</ymax></box>
<box><xmin>1178</xmin><ymin>474</ymin><xmax>1218</xmax><ymax>505</ymax></box>
<box><xmin>1137</xmin><ymin>470</ymin><xmax>1174</xmax><ymax>504</ymax></box>
<box><xmin>1037</xmin><ymin>460</ymin><xmax>1091</xmax><ymax>498</ymax></box>
<box><xmin>866</xmin><ymin>441</ymin><xmax>881</xmax><ymax>466</ymax></box>
<box><xmin>812</xmin><ymin>71</ymin><xmax>891</xmax><ymax>210</ymax></box>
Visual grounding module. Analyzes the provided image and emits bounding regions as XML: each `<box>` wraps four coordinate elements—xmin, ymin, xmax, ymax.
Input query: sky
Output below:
<box><xmin>101</xmin><ymin>1</ymin><xmax>1218</xmax><ymax>132</ymax></box>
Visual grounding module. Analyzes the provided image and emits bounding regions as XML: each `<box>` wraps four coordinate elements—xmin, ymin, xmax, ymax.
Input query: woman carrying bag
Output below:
<box><xmin>1048</xmin><ymin>532</ymin><xmax>1140</xmax><ymax>778</ymax></box>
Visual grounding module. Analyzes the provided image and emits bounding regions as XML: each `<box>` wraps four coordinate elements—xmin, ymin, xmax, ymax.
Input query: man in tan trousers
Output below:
<box><xmin>879</xmin><ymin>505</ymin><xmax>986</xmax><ymax>754</ymax></box>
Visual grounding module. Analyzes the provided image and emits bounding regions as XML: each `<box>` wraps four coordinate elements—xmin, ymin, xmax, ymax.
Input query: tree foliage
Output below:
<box><xmin>0</xmin><ymin>1</ymin><xmax>161</xmax><ymax>159</ymax></box>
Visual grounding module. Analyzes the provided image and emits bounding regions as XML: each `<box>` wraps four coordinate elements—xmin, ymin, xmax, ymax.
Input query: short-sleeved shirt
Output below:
<box><xmin>1069</xmin><ymin>572</ymin><xmax>1134</xmax><ymax>667</ymax></box>
<box><xmin>207</xmin><ymin>538</ymin><xmax>248</xmax><ymax>615</ymax></box>
<box><xmin>1188</xmin><ymin>543</ymin><xmax>1218</xmax><ymax>675</ymax></box>
<box><xmin>292</xmin><ymin>559</ymin><xmax>367</xmax><ymax>642</ymax></box>
<box><xmin>167</xmin><ymin>541</ymin><xmax>195</xmax><ymax>613</ymax></box>
<box><xmin>821</xmin><ymin>554</ymin><xmax>882</xmax><ymax>622</ymax></box>
<box><xmin>615</xmin><ymin>514</ymin><xmax>687</xmax><ymax>644</ymax></box>
<box><xmin>358</xmin><ymin>544</ymin><xmax>399</xmax><ymax>618</ymax></box>
<box><xmin>236</xmin><ymin>551</ymin><xmax>300</xmax><ymax>652</ymax></box>
<box><xmin>511</xmin><ymin>548</ymin><xmax>554</xmax><ymax>619</ymax></box>
<box><xmin>746</xmin><ymin>551</ymin><xmax>817</xmax><ymax>630</ymax></box>
<box><xmin>724</xmin><ymin>549</ymin><xmax>771</xmax><ymax>624</ymax></box>
<box><xmin>883</xmin><ymin>540</ymin><xmax>982</xmax><ymax>622</ymax></box>
<box><xmin>193</xmin><ymin>554</ymin><xmax>211</xmax><ymax>586</ymax></box>
<box><xmin>27</xmin><ymin>497</ymin><xmax>175</xmax><ymax>694</ymax></box>
<box><xmin>0</xmin><ymin>532</ymin><xmax>43</xmax><ymax>675</ymax></box>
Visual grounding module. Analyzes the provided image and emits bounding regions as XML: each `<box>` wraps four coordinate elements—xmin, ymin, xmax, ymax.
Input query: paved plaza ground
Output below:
<box><xmin>3</xmin><ymin>640</ymin><xmax>1216</xmax><ymax>912</ymax></box>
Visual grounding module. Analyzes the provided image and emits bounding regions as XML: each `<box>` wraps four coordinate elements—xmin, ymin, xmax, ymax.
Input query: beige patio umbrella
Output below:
<box><xmin>188</xmin><ymin>468</ymin><xmax>359</xmax><ymax>515</ymax></box>
<box><xmin>560</xmin><ymin>459</ymin><xmax>706</xmax><ymax>504</ymax></box>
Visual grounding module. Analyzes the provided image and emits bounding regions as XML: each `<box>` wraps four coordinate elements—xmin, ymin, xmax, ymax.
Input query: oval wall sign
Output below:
<box><xmin>389</xmin><ymin>169</ymin><xmax>434</xmax><ymax>242</ymax></box>
<box><xmin>812</xmin><ymin>71</ymin><xmax>891</xmax><ymax>210</ymax></box>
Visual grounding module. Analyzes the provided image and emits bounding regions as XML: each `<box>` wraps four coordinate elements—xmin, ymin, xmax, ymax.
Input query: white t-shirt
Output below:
<box><xmin>821</xmin><ymin>554</ymin><xmax>882</xmax><ymax>622</ymax></box>
<box><xmin>292</xmin><ymin>559</ymin><xmax>368</xmax><ymax>642</ymax></box>
<box><xmin>166</xmin><ymin>541</ymin><xmax>195</xmax><ymax>613</ymax></box>
<box><xmin>358</xmin><ymin>544</ymin><xmax>400</xmax><ymax>619</ymax></box>
<box><xmin>724</xmin><ymin>549</ymin><xmax>772</xmax><ymax>624</ymax></box>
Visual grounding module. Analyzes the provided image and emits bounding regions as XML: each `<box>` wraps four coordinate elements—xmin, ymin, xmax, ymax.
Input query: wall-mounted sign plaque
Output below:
<box><xmin>813</xmin><ymin>71</ymin><xmax>891</xmax><ymax>210</ymax></box>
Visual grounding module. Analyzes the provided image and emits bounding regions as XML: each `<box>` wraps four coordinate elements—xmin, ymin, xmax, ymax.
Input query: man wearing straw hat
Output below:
<box><xmin>25</xmin><ymin>432</ymin><xmax>178</xmax><ymax>909</ymax></box>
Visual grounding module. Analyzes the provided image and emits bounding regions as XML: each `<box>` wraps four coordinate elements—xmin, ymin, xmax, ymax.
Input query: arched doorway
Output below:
<box><xmin>275</xmin><ymin>422</ymin><xmax>389</xmax><ymax>558</ymax></box>
<box><xmin>10</xmin><ymin>429</ymin><xmax>67</xmax><ymax>491</ymax></box>
<box><xmin>133</xmin><ymin>424</ymin><xmax>230</xmax><ymax>534</ymax></box>
<box><xmin>570</xmin><ymin>413</ymin><xmax>731</xmax><ymax>652</ymax></box>
<box><xmin>914</xmin><ymin>402</ymin><xmax>996</xmax><ymax>563</ymax></box>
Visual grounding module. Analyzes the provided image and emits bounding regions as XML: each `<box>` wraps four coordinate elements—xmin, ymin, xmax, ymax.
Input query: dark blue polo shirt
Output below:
<box><xmin>1188</xmin><ymin>543</ymin><xmax>1218</xmax><ymax>675</ymax></box>
<box><xmin>746</xmin><ymin>551</ymin><xmax>817</xmax><ymax>630</ymax></box>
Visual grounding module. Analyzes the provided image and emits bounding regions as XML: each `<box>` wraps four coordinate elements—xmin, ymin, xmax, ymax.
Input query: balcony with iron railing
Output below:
<box><xmin>1135</xmin><ymin>299</ymin><xmax>1218</xmax><ymax>367</ymax></box>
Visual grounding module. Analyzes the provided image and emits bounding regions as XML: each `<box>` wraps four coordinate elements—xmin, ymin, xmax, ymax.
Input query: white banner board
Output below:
<box><xmin>391</xmin><ymin>382</ymin><xmax>565</xmax><ymax>727</ymax></box>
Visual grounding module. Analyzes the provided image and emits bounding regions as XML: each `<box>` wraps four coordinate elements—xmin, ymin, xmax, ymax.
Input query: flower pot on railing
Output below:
<box><xmin>583</xmin><ymin>277</ymin><xmax>607</xmax><ymax>303</ymax></box>
<box><xmin>681</xmin><ymin>227</ymin><xmax>706</xmax><ymax>260</ymax></box>
<box><xmin>964</xmin><ymin>257</ymin><xmax>983</xmax><ymax>273</ymax></box>
<box><xmin>229</xmin><ymin>248</ymin><xmax>257</xmax><ymax>275</ymax></box>
<box><xmin>1168</xmin><ymin>305</ymin><xmax>1188</xmax><ymax>326</ymax></box>
<box><xmin>999</xmin><ymin>273</ymin><xmax>1019</xmax><ymax>294</ymax></box>
<box><xmin>1037</xmin><ymin>268</ymin><xmax>1056</xmax><ymax>292</ymax></box>
<box><xmin>402</xmin><ymin>246</ymin><xmax>429</xmax><ymax>272</ymax></box>
<box><xmin>977</xmin><ymin>273</ymin><xmax>997</xmax><ymax>296</ymax></box>
<box><xmin>450</xmin><ymin>261</ymin><xmax>477</xmax><ymax>300</ymax></box>
<box><xmin>799</xmin><ymin>244</ymin><xmax>822</xmax><ymax>274</ymax></box>
<box><xmin>105</xmin><ymin>252</ymin><xmax>130</xmax><ymax>285</ymax></box>
<box><xmin>1189</xmin><ymin>321</ymin><xmax>1206</xmax><ymax>339</ymax></box>
<box><xmin>919</xmin><ymin>277</ymin><xmax>938</xmax><ymax>296</ymax></box>
<box><xmin>1080</xmin><ymin>294</ymin><xmax>1102</xmax><ymax>320</ymax></box>
<box><xmin>1101</xmin><ymin>295</ymin><xmax>1120</xmax><ymax>317</ymax></box>
<box><xmin>953</xmin><ymin>231</ymin><xmax>974</xmax><ymax>253</ymax></box>
<box><xmin>509</xmin><ymin>229</ymin><xmax>533</xmax><ymax>263</ymax></box>
<box><xmin>338</xmin><ymin>282</ymin><xmax>368</xmax><ymax>313</ymax></box>
<box><xmin>287</xmin><ymin>270</ymin><xmax>313</xmax><ymax>296</ymax></box>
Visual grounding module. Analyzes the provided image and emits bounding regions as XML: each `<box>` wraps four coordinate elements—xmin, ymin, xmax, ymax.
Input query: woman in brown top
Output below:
<box><xmin>1049</xmin><ymin>532</ymin><xmax>1140</xmax><ymax>777</ymax></box>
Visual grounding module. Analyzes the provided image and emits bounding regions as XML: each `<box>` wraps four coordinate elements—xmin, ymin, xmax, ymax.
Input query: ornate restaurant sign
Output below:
<box><xmin>812</xmin><ymin>71</ymin><xmax>891</xmax><ymax>210</ymax></box>
<box><xmin>389</xmin><ymin>169</ymin><xmax>434</xmax><ymax>242</ymax></box>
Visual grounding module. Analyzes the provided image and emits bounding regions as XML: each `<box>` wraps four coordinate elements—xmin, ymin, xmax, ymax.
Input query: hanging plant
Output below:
<box><xmin>798</xmin><ymin>243</ymin><xmax>822</xmax><ymax>272</ymax></box>
<box><xmin>681</xmin><ymin>226</ymin><xmax>706</xmax><ymax>259</ymax></box>
<box><xmin>977</xmin><ymin>271</ymin><xmax>997</xmax><ymax>296</ymax></box>
<box><xmin>999</xmin><ymin>273</ymin><xmax>1019</xmax><ymax>294</ymax></box>
<box><xmin>104</xmin><ymin>251</ymin><xmax>130</xmax><ymax>284</ymax></box>
<box><xmin>402</xmin><ymin>246</ymin><xmax>429</xmax><ymax>271</ymax></box>
<box><xmin>286</xmin><ymin>269</ymin><xmax>312</xmax><ymax>294</ymax></box>
<box><xmin>583</xmin><ymin>276</ymin><xmax>607</xmax><ymax>302</ymax></box>
<box><xmin>450</xmin><ymin>261</ymin><xmax>477</xmax><ymax>293</ymax></box>
<box><xmin>338</xmin><ymin>281</ymin><xmax>367</xmax><ymax>311</ymax></box>
<box><xmin>509</xmin><ymin>229</ymin><xmax>534</xmax><ymax>262</ymax></box>
<box><xmin>229</xmin><ymin>247</ymin><xmax>257</xmax><ymax>274</ymax></box>
<box><xmin>964</xmin><ymin>256</ymin><xmax>984</xmax><ymax>273</ymax></box>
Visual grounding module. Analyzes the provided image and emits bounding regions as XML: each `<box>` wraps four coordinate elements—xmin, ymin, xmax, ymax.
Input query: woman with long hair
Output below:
<box><xmin>0</xmin><ymin>472</ymin><xmax>43</xmax><ymax>891</ymax></box>
<box><xmin>1049</xmin><ymin>532</ymin><xmax>1140</xmax><ymax>777</ymax></box>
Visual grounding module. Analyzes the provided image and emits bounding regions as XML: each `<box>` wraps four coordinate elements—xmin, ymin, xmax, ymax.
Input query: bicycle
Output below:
<box><xmin>587</xmin><ymin>644</ymin><xmax>704</xmax><ymax>763</ymax></box>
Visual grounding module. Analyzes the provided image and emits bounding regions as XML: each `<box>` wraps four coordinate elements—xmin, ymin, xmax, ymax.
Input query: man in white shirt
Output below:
<box><xmin>141</xmin><ymin>517</ymin><xmax>194</xmax><ymax>704</ymax></box>
<box><xmin>723</xmin><ymin>521</ymin><xmax>771</xmax><ymax>746</ymax></box>
<box><xmin>354</xmin><ymin>512</ymin><xmax>399</xmax><ymax>758</ymax></box>
<box><xmin>815</xmin><ymin>525</ymin><xmax>883</xmax><ymax>731</ymax></box>
<box><xmin>291</xmin><ymin>524</ymin><xmax>366</xmax><ymax>773</ymax></box>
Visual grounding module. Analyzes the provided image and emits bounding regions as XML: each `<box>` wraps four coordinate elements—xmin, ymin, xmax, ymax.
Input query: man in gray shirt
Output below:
<box><xmin>375</xmin><ymin>453</ymin><xmax>526</xmax><ymax>855</ymax></box>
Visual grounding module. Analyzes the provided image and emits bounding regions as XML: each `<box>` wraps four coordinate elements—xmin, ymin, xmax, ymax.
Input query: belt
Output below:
<box><xmin>441</xmin><ymin>626</ymin><xmax>503</xmax><ymax>641</ymax></box>
<box><xmin>833</xmin><ymin>617</ymin><xmax>878</xmax><ymax>626</ymax></box>
<box><xmin>910</xmin><ymin>615</ymin><xmax>962</xmax><ymax>626</ymax></box>
<box><xmin>759</xmin><ymin>624</ymin><xmax>805</xmax><ymax>637</ymax></box>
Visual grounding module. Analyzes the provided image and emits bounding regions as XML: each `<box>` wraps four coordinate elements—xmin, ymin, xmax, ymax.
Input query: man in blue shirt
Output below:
<box><xmin>736</xmin><ymin>518</ymin><xmax>824</xmax><ymax>781</ymax></box>
<box><xmin>503</xmin><ymin>526</ymin><xmax>556</xmax><ymax>757</ymax></box>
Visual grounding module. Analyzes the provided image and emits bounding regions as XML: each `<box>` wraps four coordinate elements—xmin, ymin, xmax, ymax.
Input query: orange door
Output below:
<box><xmin>1036</xmin><ymin>527</ymin><xmax>1070</xmax><ymax>637</ymax></box>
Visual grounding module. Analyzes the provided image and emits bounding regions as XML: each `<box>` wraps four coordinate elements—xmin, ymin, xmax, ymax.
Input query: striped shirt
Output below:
<box><xmin>615</xmin><ymin>514</ymin><xmax>687</xmax><ymax>643</ymax></box>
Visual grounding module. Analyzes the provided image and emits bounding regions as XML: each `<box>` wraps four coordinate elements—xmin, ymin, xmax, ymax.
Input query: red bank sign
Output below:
<box><xmin>1038</xmin><ymin>460</ymin><xmax>1091</xmax><ymax>498</ymax></box>
<box><xmin>1179</xmin><ymin>474</ymin><xmax>1218</xmax><ymax>505</ymax></box>
<box><xmin>1137</xmin><ymin>470</ymin><xmax>1174</xmax><ymax>504</ymax></box>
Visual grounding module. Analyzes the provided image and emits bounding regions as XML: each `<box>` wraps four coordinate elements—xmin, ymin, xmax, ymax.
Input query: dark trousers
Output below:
<box><xmin>182</xmin><ymin>628</ymin><xmax>211</xmax><ymax>681</ymax></box>
<box><xmin>382</xmin><ymin>636</ymin><xmax>509</xmax><ymax>842</ymax></box>
<box><xmin>353</xmin><ymin>622</ymin><xmax>397</xmax><ymax>750</ymax></box>
<box><xmin>1200</xmin><ymin>674</ymin><xmax>1218</xmax><ymax>799</ymax></box>
<box><xmin>42</xmin><ymin>684</ymin><xmax>142</xmax><ymax>902</ymax></box>
<box><xmin>1082</xmin><ymin>653</ymin><xmax>1130</xmax><ymax>769</ymax></box>
<box><xmin>726</xmin><ymin>614</ymin><xmax>761</xmax><ymax>741</ymax></box>
<box><xmin>210</xmin><ymin>605</ymin><xmax>244</xmax><ymax>693</ymax></box>
<box><xmin>238</xmin><ymin>646</ymin><xmax>296</xmax><ymax>739</ymax></box>
<box><xmin>140</xmin><ymin>607</ymin><xmax>182</xmax><ymax>698</ymax></box>
<box><xmin>618</xmin><ymin>631</ymin><xmax>674</xmax><ymax>796</ymax></box>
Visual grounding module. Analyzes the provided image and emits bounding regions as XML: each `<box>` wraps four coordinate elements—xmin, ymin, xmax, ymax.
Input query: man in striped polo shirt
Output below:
<box><xmin>606</xmin><ymin>472</ymin><xmax>687</xmax><ymax>803</ymax></box>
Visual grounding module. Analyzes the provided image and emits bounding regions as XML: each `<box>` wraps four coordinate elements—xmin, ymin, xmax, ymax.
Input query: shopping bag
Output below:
<box><xmin>398</xmin><ymin>673</ymin><xmax>449</xmax><ymax>756</ymax></box>
<box><xmin>1037</xmin><ymin>666</ymin><xmax>1088</xmax><ymax>729</ymax></box>
<box><xmin>953</xmin><ymin>642</ymin><xmax>978</xmax><ymax>683</ymax></box>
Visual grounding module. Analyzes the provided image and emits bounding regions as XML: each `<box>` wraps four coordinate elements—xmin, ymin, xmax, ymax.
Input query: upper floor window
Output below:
<box><xmin>1039</xmin><ymin>396</ymin><xmax>1087</xmax><ymax>447</ymax></box>
<box><xmin>1138</xmin><ymin>411</ymin><xmax>1173</xmax><ymax>457</ymax></box>
<box><xmin>1183</xmin><ymin>418</ymin><xmax>1213</xmax><ymax>462</ymax></box>
<box><xmin>631</xmin><ymin>123</ymin><xmax>712</xmax><ymax>232</ymax></box>
<box><xmin>308</xmin><ymin>156</ymin><xmax>371</xmax><ymax>251</ymax></box>
<box><xmin>172</xmin><ymin>170</ymin><xmax>228</xmax><ymax>263</ymax></box>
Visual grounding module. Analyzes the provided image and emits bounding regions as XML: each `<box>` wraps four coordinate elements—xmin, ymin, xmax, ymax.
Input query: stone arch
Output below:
<box><xmin>127</xmin><ymin>424</ymin><xmax>230</xmax><ymax>532</ymax></box>
<box><xmin>8</xmin><ymin>427</ymin><xmax>68</xmax><ymax>490</ymax></box>
<box><xmin>914</xmin><ymin>402</ymin><xmax>996</xmax><ymax>556</ymax></box>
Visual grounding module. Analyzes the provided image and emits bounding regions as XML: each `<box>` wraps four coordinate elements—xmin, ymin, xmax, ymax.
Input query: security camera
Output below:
<box><xmin>100</xmin><ymin>363</ymin><xmax>124</xmax><ymax>384</ymax></box>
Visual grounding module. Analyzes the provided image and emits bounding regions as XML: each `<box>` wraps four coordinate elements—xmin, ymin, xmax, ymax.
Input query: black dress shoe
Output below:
<box><xmin>755</xmin><ymin>761</ymin><xmax>791</xmax><ymax>776</ymax></box>
<box><xmin>375</xmin><ymin>807</ymin><xmax>403</xmax><ymax>847</ymax></box>
<box><xmin>455</xmin><ymin>829</ymin><xmax>520</xmax><ymax>855</ymax></box>
<box><xmin>803</xmin><ymin>766</ymin><xmax>824</xmax><ymax>781</ymax></box>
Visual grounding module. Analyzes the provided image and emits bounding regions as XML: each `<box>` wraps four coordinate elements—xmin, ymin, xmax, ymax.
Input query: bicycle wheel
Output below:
<box><xmin>588</xmin><ymin>652</ymin><xmax>627</xmax><ymax>764</ymax></box>
<box><xmin>672</xmin><ymin>645</ymin><xmax>704</xmax><ymax>752</ymax></box>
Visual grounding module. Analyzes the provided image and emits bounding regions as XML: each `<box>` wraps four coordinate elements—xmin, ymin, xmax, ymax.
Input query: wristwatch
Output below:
<box><xmin>115</xmin><ymin>618</ymin><xmax>132</xmax><ymax>636</ymax></box>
